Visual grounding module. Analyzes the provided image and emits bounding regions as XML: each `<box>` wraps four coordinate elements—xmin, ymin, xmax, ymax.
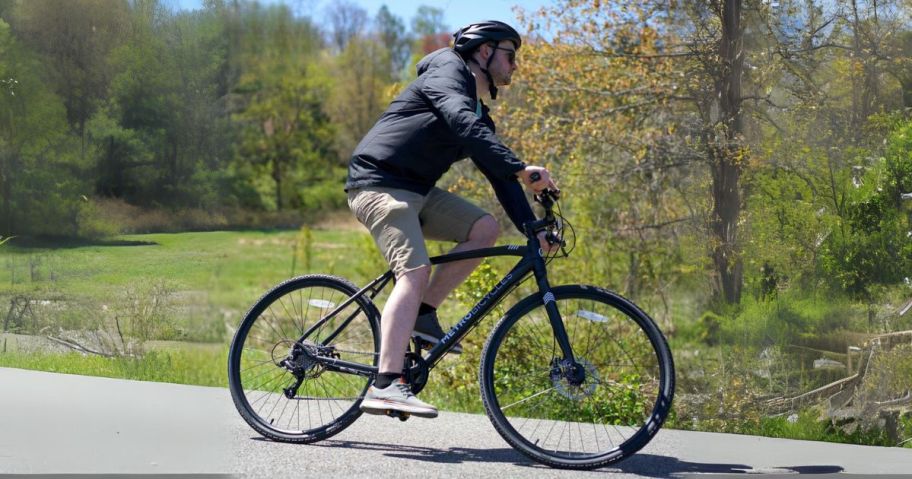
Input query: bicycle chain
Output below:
<box><xmin>295</xmin><ymin>340</ymin><xmax>377</xmax><ymax>358</ymax></box>
<box><xmin>325</xmin><ymin>346</ymin><xmax>378</xmax><ymax>357</ymax></box>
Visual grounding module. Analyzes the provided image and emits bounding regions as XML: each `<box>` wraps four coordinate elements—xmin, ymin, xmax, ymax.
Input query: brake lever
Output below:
<box><xmin>545</xmin><ymin>231</ymin><xmax>565</xmax><ymax>247</ymax></box>
<box><xmin>528</xmin><ymin>171</ymin><xmax>561</xmax><ymax>201</ymax></box>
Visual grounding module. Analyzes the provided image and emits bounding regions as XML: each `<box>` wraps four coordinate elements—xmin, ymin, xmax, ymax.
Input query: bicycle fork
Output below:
<box><xmin>532</xmin><ymin>254</ymin><xmax>586</xmax><ymax>385</ymax></box>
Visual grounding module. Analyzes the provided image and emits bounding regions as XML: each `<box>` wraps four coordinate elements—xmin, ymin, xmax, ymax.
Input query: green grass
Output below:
<box><xmin>1</xmin><ymin>228</ymin><xmax>375</xmax><ymax>310</ymax></box>
<box><xmin>0</xmin><ymin>227</ymin><xmax>385</xmax><ymax>342</ymax></box>
<box><xmin>0</xmin><ymin>227</ymin><xmax>373</xmax><ymax>388</ymax></box>
<box><xmin>0</xmin><ymin>344</ymin><xmax>228</xmax><ymax>387</ymax></box>
<box><xmin>0</xmin><ymin>227</ymin><xmax>504</xmax><ymax>412</ymax></box>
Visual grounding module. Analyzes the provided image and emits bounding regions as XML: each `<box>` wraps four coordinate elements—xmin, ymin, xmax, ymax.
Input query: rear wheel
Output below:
<box><xmin>480</xmin><ymin>285</ymin><xmax>674</xmax><ymax>469</ymax></box>
<box><xmin>228</xmin><ymin>274</ymin><xmax>379</xmax><ymax>443</ymax></box>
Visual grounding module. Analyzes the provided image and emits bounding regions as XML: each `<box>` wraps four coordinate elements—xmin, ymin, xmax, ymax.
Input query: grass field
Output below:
<box><xmin>0</xmin><ymin>220</ymin><xmax>513</xmax><ymax>413</ymax></box>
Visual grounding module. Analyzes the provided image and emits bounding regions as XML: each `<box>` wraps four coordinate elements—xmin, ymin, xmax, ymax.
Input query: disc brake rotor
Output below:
<box><xmin>552</xmin><ymin>358</ymin><xmax>599</xmax><ymax>401</ymax></box>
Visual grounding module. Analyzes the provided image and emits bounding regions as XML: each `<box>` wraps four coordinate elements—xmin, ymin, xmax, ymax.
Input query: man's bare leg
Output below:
<box><xmin>378</xmin><ymin>265</ymin><xmax>431</xmax><ymax>374</ymax></box>
<box><xmin>423</xmin><ymin>215</ymin><xmax>499</xmax><ymax>308</ymax></box>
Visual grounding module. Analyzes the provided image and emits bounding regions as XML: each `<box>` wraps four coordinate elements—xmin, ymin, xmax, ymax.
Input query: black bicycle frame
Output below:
<box><xmin>301</xmin><ymin>233</ymin><xmax>577</xmax><ymax>378</ymax></box>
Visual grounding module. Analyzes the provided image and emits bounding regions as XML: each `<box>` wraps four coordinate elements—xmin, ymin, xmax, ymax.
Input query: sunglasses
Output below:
<box><xmin>491</xmin><ymin>46</ymin><xmax>516</xmax><ymax>65</ymax></box>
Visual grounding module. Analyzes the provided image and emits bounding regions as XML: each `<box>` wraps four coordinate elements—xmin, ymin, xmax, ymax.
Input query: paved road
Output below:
<box><xmin>1</xmin><ymin>367</ymin><xmax>910</xmax><ymax>477</ymax></box>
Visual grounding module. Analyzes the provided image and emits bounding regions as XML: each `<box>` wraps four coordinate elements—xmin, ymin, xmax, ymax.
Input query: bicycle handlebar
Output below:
<box><xmin>524</xmin><ymin>171</ymin><xmax>564</xmax><ymax>246</ymax></box>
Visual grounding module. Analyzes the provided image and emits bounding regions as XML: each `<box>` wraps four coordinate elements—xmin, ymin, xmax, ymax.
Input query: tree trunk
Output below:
<box><xmin>0</xmin><ymin>158</ymin><xmax>11</xmax><ymax>237</ymax></box>
<box><xmin>710</xmin><ymin>0</ymin><xmax>745</xmax><ymax>305</ymax></box>
<box><xmin>711</xmin><ymin>149</ymin><xmax>743</xmax><ymax>304</ymax></box>
<box><xmin>272</xmin><ymin>159</ymin><xmax>283</xmax><ymax>211</ymax></box>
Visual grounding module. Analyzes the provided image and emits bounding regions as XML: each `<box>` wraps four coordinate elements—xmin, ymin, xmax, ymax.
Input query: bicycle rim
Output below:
<box><xmin>228</xmin><ymin>275</ymin><xmax>379</xmax><ymax>442</ymax></box>
<box><xmin>481</xmin><ymin>285</ymin><xmax>674</xmax><ymax>469</ymax></box>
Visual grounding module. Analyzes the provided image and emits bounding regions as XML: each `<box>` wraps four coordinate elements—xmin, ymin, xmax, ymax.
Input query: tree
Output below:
<box><xmin>0</xmin><ymin>19</ymin><xmax>85</xmax><ymax>236</ymax></box>
<box><xmin>410</xmin><ymin>5</ymin><xmax>446</xmax><ymax>37</ymax></box>
<box><xmin>820</xmin><ymin>120</ymin><xmax>912</xmax><ymax>300</ymax></box>
<box><xmin>232</xmin><ymin>5</ymin><xmax>334</xmax><ymax>211</ymax></box>
<box><xmin>375</xmin><ymin>5</ymin><xmax>411</xmax><ymax>80</ymax></box>
<box><xmin>326</xmin><ymin>0</ymin><xmax>367</xmax><ymax>52</ymax></box>
<box><xmin>326</xmin><ymin>36</ymin><xmax>390</xmax><ymax>164</ymax></box>
<box><xmin>95</xmin><ymin>0</ymin><xmax>182</xmax><ymax>204</ymax></box>
<box><xmin>705</xmin><ymin>0</ymin><xmax>748</xmax><ymax>305</ymax></box>
<box><xmin>10</xmin><ymin>0</ymin><xmax>129</xmax><ymax>157</ymax></box>
<box><xmin>483</xmin><ymin>2</ymin><xmax>697</xmax><ymax>318</ymax></box>
<box><xmin>410</xmin><ymin>5</ymin><xmax>450</xmax><ymax>54</ymax></box>
<box><xmin>88</xmin><ymin>0</ymin><xmax>241</xmax><ymax>207</ymax></box>
<box><xmin>742</xmin><ymin>0</ymin><xmax>910</xmax><ymax>296</ymax></box>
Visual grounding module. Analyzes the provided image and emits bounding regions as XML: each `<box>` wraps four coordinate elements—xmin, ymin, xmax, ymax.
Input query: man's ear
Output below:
<box><xmin>477</xmin><ymin>43</ymin><xmax>492</xmax><ymax>62</ymax></box>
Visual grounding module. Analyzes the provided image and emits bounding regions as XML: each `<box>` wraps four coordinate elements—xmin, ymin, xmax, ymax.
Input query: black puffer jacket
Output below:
<box><xmin>345</xmin><ymin>48</ymin><xmax>535</xmax><ymax>233</ymax></box>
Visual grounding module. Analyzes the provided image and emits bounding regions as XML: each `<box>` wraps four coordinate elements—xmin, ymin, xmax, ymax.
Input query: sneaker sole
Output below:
<box><xmin>360</xmin><ymin>399</ymin><xmax>438</xmax><ymax>418</ymax></box>
<box><xmin>411</xmin><ymin>332</ymin><xmax>463</xmax><ymax>354</ymax></box>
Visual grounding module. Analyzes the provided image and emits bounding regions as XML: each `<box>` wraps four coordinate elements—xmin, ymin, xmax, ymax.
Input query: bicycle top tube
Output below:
<box><xmin>429</xmin><ymin>245</ymin><xmax>528</xmax><ymax>265</ymax></box>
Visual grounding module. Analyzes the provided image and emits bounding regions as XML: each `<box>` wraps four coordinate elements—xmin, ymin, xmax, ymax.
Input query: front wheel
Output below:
<box><xmin>480</xmin><ymin>285</ymin><xmax>674</xmax><ymax>469</ymax></box>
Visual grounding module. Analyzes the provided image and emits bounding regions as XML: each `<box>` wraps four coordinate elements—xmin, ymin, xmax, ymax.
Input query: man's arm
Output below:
<box><xmin>473</xmin><ymin>158</ymin><xmax>536</xmax><ymax>234</ymax></box>
<box><xmin>420</xmin><ymin>67</ymin><xmax>525</xmax><ymax>180</ymax></box>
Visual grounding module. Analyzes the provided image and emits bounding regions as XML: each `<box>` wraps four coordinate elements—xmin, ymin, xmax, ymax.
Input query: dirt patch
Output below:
<box><xmin>1</xmin><ymin>332</ymin><xmax>72</xmax><ymax>354</ymax></box>
<box><xmin>312</xmin><ymin>242</ymin><xmax>350</xmax><ymax>249</ymax></box>
<box><xmin>236</xmin><ymin>237</ymin><xmax>295</xmax><ymax>247</ymax></box>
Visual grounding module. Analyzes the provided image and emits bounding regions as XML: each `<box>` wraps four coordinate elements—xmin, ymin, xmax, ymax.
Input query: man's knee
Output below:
<box><xmin>469</xmin><ymin>215</ymin><xmax>499</xmax><ymax>246</ymax></box>
<box><xmin>398</xmin><ymin>264</ymin><xmax>431</xmax><ymax>285</ymax></box>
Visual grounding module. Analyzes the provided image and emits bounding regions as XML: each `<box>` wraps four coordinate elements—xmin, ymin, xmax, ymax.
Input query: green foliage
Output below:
<box><xmin>452</xmin><ymin>260</ymin><xmax>500</xmax><ymax>306</ymax></box>
<box><xmin>696</xmin><ymin>310</ymin><xmax>724</xmax><ymax>346</ymax></box>
<box><xmin>719</xmin><ymin>292</ymin><xmax>860</xmax><ymax>348</ymax></box>
<box><xmin>820</xmin><ymin>123</ymin><xmax>912</xmax><ymax>298</ymax></box>
<box><xmin>76</xmin><ymin>199</ymin><xmax>123</xmax><ymax>239</ymax></box>
<box><xmin>0</xmin><ymin>19</ymin><xmax>89</xmax><ymax>237</ymax></box>
<box><xmin>233</xmin><ymin>44</ymin><xmax>336</xmax><ymax>211</ymax></box>
<box><xmin>860</xmin><ymin>344</ymin><xmax>912</xmax><ymax>410</ymax></box>
<box><xmin>756</xmin><ymin>409</ymin><xmax>904</xmax><ymax>447</ymax></box>
<box><xmin>3</xmin><ymin>0</ymin><xmax>387</xmax><ymax>238</ymax></box>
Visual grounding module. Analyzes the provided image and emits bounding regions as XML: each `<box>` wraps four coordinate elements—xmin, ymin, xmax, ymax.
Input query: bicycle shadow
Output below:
<box><xmin>616</xmin><ymin>455</ymin><xmax>844</xmax><ymax>477</ymax></box>
<box><xmin>302</xmin><ymin>439</ymin><xmax>845</xmax><ymax>476</ymax></box>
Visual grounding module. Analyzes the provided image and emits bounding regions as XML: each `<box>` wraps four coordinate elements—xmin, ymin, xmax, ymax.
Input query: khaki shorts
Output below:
<box><xmin>348</xmin><ymin>186</ymin><xmax>489</xmax><ymax>278</ymax></box>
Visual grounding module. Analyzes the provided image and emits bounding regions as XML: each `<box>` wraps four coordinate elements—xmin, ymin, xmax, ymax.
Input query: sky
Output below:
<box><xmin>171</xmin><ymin>0</ymin><xmax>555</xmax><ymax>33</ymax></box>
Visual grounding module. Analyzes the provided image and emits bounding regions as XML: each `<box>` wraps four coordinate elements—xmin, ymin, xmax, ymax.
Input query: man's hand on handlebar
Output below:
<box><xmin>537</xmin><ymin>230</ymin><xmax>561</xmax><ymax>254</ymax></box>
<box><xmin>518</xmin><ymin>166</ymin><xmax>558</xmax><ymax>194</ymax></box>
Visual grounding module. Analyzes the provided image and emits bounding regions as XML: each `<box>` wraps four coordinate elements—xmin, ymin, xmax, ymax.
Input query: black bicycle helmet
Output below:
<box><xmin>452</xmin><ymin>21</ymin><xmax>521</xmax><ymax>99</ymax></box>
<box><xmin>453</xmin><ymin>20</ymin><xmax>522</xmax><ymax>54</ymax></box>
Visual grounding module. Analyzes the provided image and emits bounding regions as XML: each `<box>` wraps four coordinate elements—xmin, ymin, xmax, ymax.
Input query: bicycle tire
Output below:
<box><xmin>228</xmin><ymin>274</ymin><xmax>380</xmax><ymax>443</ymax></box>
<box><xmin>480</xmin><ymin>285</ymin><xmax>674</xmax><ymax>469</ymax></box>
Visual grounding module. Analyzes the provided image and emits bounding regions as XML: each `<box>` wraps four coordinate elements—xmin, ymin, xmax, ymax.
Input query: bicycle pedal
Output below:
<box><xmin>384</xmin><ymin>410</ymin><xmax>410</xmax><ymax>421</ymax></box>
<box><xmin>412</xmin><ymin>336</ymin><xmax>434</xmax><ymax>351</ymax></box>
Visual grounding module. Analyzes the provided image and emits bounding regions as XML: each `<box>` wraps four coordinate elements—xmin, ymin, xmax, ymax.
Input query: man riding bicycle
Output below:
<box><xmin>345</xmin><ymin>20</ymin><xmax>557</xmax><ymax>418</ymax></box>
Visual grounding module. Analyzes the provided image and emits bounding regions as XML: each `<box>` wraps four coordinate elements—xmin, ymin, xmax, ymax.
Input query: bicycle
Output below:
<box><xmin>227</xmin><ymin>185</ymin><xmax>675</xmax><ymax>470</ymax></box>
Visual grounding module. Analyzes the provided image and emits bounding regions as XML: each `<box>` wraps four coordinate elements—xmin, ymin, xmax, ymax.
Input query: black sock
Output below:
<box><xmin>418</xmin><ymin>302</ymin><xmax>436</xmax><ymax>316</ymax></box>
<box><xmin>374</xmin><ymin>372</ymin><xmax>400</xmax><ymax>389</ymax></box>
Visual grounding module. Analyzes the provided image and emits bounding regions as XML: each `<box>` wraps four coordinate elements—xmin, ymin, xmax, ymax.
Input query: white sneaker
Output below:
<box><xmin>360</xmin><ymin>379</ymin><xmax>438</xmax><ymax>418</ymax></box>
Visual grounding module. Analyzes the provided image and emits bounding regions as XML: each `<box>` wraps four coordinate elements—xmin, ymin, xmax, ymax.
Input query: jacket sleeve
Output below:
<box><xmin>472</xmin><ymin>157</ymin><xmax>537</xmax><ymax>234</ymax></box>
<box><xmin>419</xmin><ymin>65</ymin><xmax>526</xmax><ymax>180</ymax></box>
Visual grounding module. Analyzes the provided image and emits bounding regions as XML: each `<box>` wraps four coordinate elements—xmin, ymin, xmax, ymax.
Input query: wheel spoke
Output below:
<box><xmin>500</xmin><ymin>387</ymin><xmax>555</xmax><ymax>411</ymax></box>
